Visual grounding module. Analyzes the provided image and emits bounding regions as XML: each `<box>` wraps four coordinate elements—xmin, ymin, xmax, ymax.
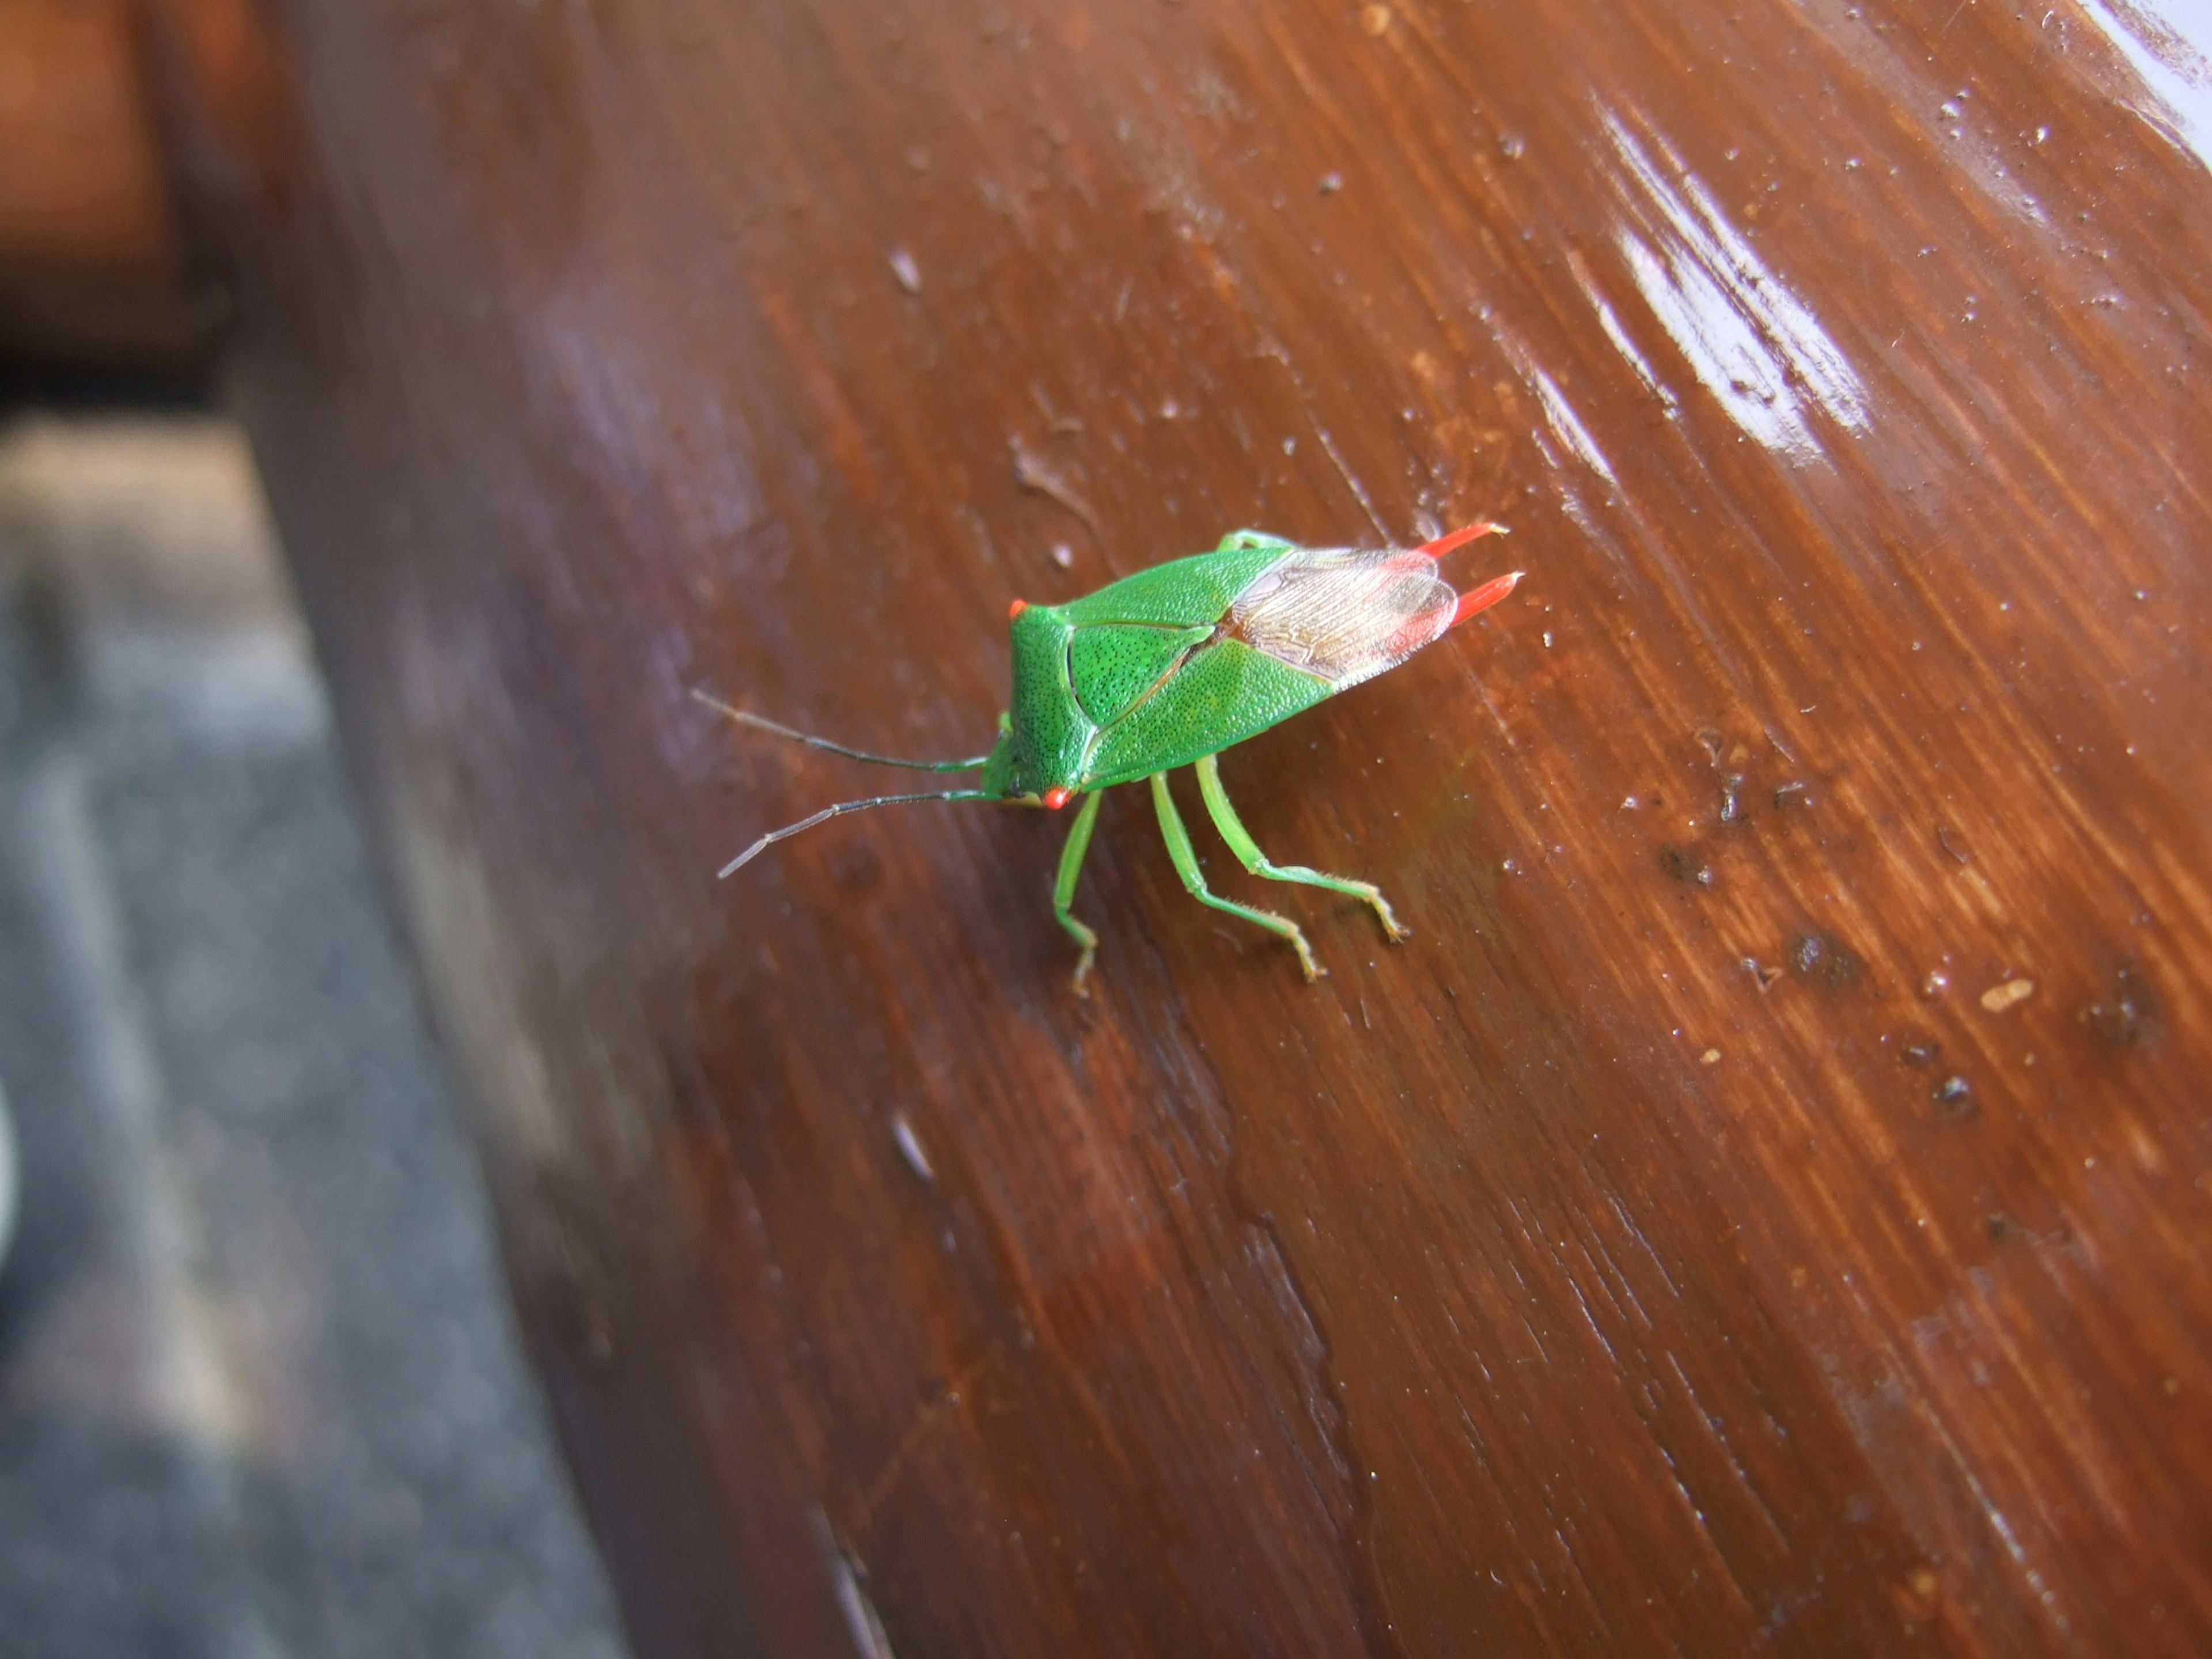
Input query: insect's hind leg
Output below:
<box><xmin>1149</xmin><ymin>772</ymin><xmax>1322</xmax><ymax>980</ymax></box>
<box><xmin>1195</xmin><ymin>753</ymin><xmax>1410</xmax><ymax>942</ymax></box>
<box><xmin>1213</xmin><ymin>529</ymin><xmax>1294</xmax><ymax>552</ymax></box>
<box><xmin>1054</xmin><ymin>789</ymin><xmax>1105</xmax><ymax>995</ymax></box>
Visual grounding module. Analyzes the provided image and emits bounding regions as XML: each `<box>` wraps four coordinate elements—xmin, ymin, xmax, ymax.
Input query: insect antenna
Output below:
<box><xmin>717</xmin><ymin>788</ymin><xmax>993</xmax><ymax>878</ymax></box>
<box><xmin>691</xmin><ymin>689</ymin><xmax>992</xmax><ymax>772</ymax></box>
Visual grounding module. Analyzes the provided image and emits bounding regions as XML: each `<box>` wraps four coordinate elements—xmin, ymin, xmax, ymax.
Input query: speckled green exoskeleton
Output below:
<box><xmin>695</xmin><ymin>524</ymin><xmax>1521</xmax><ymax>991</ymax></box>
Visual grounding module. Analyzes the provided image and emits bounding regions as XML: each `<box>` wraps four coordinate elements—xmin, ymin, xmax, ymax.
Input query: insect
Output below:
<box><xmin>695</xmin><ymin>524</ymin><xmax>1521</xmax><ymax>991</ymax></box>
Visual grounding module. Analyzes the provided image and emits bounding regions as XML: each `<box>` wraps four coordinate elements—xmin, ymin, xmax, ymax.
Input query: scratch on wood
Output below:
<box><xmin>812</xmin><ymin>1509</ymin><xmax>899</xmax><ymax>1658</ymax></box>
<box><xmin>1310</xmin><ymin>424</ymin><xmax>1391</xmax><ymax>540</ymax></box>
<box><xmin>1010</xmin><ymin>435</ymin><xmax>1105</xmax><ymax>544</ymax></box>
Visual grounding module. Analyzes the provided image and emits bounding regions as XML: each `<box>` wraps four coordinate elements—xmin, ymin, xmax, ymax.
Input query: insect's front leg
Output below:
<box><xmin>1194</xmin><ymin>753</ymin><xmax>1410</xmax><ymax>942</ymax></box>
<box><xmin>1149</xmin><ymin>772</ymin><xmax>1322</xmax><ymax>980</ymax></box>
<box><xmin>1052</xmin><ymin>789</ymin><xmax>1105</xmax><ymax>995</ymax></box>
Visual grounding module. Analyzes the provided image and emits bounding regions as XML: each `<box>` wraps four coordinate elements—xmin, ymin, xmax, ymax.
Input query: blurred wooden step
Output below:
<box><xmin>0</xmin><ymin>0</ymin><xmax>204</xmax><ymax>370</ymax></box>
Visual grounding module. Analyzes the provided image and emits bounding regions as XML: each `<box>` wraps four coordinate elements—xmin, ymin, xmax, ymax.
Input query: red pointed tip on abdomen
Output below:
<box><xmin>1043</xmin><ymin>787</ymin><xmax>1071</xmax><ymax>809</ymax></box>
<box><xmin>1448</xmin><ymin>569</ymin><xmax>1525</xmax><ymax>630</ymax></box>
<box><xmin>1415</xmin><ymin>522</ymin><xmax>1510</xmax><ymax>563</ymax></box>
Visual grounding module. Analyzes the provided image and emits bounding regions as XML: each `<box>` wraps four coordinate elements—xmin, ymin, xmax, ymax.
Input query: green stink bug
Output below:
<box><xmin>696</xmin><ymin>524</ymin><xmax>1520</xmax><ymax>991</ymax></box>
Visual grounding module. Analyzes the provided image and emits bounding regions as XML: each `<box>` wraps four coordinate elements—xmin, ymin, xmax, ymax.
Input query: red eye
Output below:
<box><xmin>1043</xmin><ymin>787</ymin><xmax>1071</xmax><ymax>809</ymax></box>
<box><xmin>1008</xmin><ymin>598</ymin><xmax>1029</xmax><ymax>619</ymax></box>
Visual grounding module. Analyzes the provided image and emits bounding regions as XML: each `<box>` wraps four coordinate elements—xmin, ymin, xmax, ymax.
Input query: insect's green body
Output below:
<box><xmin>701</xmin><ymin>526</ymin><xmax>1520</xmax><ymax>990</ymax></box>
<box><xmin>986</xmin><ymin>537</ymin><xmax>1334</xmax><ymax>801</ymax></box>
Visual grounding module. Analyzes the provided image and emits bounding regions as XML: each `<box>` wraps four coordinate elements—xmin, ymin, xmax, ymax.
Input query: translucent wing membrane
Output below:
<box><xmin>1226</xmin><ymin>547</ymin><xmax>1459</xmax><ymax>691</ymax></box>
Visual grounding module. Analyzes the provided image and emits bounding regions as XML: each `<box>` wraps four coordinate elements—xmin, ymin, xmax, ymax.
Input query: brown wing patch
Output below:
<box><xmin>1225</xmin><ymin>547</ymin><xmax>1458</xmax><ymax>690</ymax></box>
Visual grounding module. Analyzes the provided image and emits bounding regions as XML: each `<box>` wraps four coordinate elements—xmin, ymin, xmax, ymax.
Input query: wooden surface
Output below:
<box><xmin>0</xmin><ymin>0</ymin><xmax>204</xmax><ymax>365</ymax></box>
<box><xmin>149</xmin><ymin>0</ymin><xmax>2212</xmax><ymax>1653</ymax></box>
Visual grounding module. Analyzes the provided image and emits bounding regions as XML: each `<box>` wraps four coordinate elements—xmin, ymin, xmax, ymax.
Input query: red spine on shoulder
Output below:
<box><xmin>1415</xmin><ymin>522</ymin><xmax>1509</xmax><ymax>563</ymax></box>
<box><xmin>1448</xmin><ymin>570</ymin><xmax>1524</xmax><ymax>630</ymax></box>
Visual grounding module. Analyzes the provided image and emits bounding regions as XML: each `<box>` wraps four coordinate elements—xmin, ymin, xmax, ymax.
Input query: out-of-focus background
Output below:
<box><xmin>0</xmin><ymin>3</ymin><xmax>629</xmax><ymax>1652</ymax></box>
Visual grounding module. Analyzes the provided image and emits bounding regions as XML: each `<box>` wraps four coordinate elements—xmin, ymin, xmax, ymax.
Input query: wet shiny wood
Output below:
<box><xmin>153</xmin><ymin>0</ymin><xmax>2212</xmax><ymax>1653</ymax></box>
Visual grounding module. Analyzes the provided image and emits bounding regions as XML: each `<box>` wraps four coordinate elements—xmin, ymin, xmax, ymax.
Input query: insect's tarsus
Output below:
<box><xmin>718</xmin><ymin>789</ymin><xmax>992</xmax><ymax>878</ymax></box>
<box><xmin>690</xmin><ymin>688</ymin><xmax>991</xmax><ymax>772</ymax></box>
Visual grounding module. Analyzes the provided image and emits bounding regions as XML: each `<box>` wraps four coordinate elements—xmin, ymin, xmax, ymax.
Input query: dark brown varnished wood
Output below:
<box><xmin>149</xmin><ymin>0</ymin><xmax>2212</xmax><ymax>1653</ymax></box>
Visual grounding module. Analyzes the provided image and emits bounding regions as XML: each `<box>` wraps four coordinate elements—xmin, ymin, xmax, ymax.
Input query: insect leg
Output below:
<box><xmin>1213</xmin><ymin>529</ymin><xmax>1295</xmax><ymax>552</ymax></box>
<box><xmin>1194</xmin><ymin>753</ymin><xmax>1410</xmax><ymax>942</ymax></box>
<box><xmin>1149</xmin><ymin>772</ymin><xmax>1322</xmax><ymax>980</ymax></box>
<box><xmin>1053</xmin><ymin>789</ymin><xmax>1105</xmax><ymax>995</ymax></box>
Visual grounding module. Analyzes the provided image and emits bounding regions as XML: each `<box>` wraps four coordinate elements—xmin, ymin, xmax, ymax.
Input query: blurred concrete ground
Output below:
<box><xmin>0</xmin><ymin>415</ymin><xmax>629</xmax><ymax>1659</ymax></box>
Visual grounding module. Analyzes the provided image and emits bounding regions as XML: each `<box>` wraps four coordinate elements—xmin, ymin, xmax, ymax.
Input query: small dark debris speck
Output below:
<box><xmin>1902</xmin><ymin>1040</ymin><xmax>1941</xmax><ymax>1067</ymax></box>
<box><xmin>2082</xmin><ymin>996</ymin><xmax>2143</xmax><ymax>1047</ymax></box>
<box><xmin>1934</xmin><ymin>1075</ymin><xmax>1974</xmax><ymax>1109</ymax></box>
<box><xmin>1742</xmin><ymin>956</ymin><xmax>1784</xmax><ymax>992</ymax></box>
<box><xmin>1937</xmin><ymin>824</ymin><xmax>1971</xmax><ymax>863</ymax></box>
<box><xmin>1720</xmin><ymin>774</ymin><xmax>1746</xmax><ymax>823</ymax></box>
<box><xmin>1791</xmin><ymin>931</ymin><xmax>1860</xmax><ymax>989</ymax></box>
<box><xmin>1662</xmin><ymin>845</ymin><xmax>1714</xmax><ymax>887</ymax></box>
<box><xmin>1774</xmin><ymin>780</ymin><xmax>1809</xmax><ymax>807</ymax></box>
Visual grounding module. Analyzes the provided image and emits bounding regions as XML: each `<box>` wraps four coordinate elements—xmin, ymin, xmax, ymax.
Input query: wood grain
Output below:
<box><xmin>150</xmin><ymin>0</ymin><xmax>2212</xmax><ymax>1652</ymax></box>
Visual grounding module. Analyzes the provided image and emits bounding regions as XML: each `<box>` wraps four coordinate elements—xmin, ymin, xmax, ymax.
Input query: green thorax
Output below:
<box><xmin>984</xmin><ymin>540</ymin><xmax>1335</xmax><ymax>800</ymax></box>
